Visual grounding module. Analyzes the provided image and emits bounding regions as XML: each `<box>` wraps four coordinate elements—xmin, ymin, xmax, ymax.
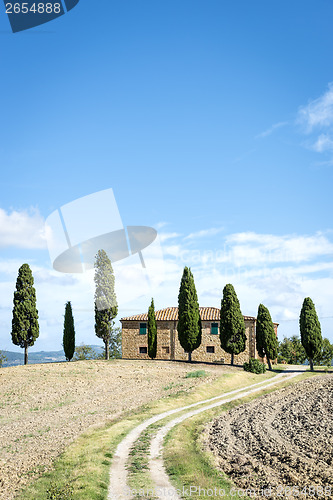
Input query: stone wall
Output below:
<box><xmin>122</xmin><ymin>318</ymin><xmax>258</xmax><ymax>364</ymax></box>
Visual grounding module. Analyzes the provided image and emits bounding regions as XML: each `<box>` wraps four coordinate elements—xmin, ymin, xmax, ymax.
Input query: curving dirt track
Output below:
<box><xmin>205</xmin><ymin>375</ymin><xmax>333</xmax><ymax>499</ymax></box>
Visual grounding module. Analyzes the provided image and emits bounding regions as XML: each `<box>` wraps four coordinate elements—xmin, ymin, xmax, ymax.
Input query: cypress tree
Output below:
<box><xmin>220</xmin><ymin>284</ymin><xmax>246</xmax><ymax>366</ymax></box>
<box><xmin>63</xmin><ymin>301</ymin><xmax>75</xmax><ymax>361</ymax></box>
<box><xmin>177</xmin><ymin>266</ymin><xmax>202</xmax><ymax>362</ymax></box>
<box><xmin>256</xmin><ymin>303</ymin><xmax>278</xmax><ymax>370</ymax></box>
<box><xmin>299</xmin><ymin>297</ymin><xmax>322</xmax><ymax>371</ymax></box>
<box><xmin>94</xmin><ymin>249</ymin><xmax>118</xmax><ymax>360</ymax></box>
<box><xmin>11</xmin><ymin>263</ymin><xmax>39</xmax><ymax>365</ymax></box>
<box><xmin>148</xmin><ymin>298</ymin><xmax>157</xmax><ymax>359</ymax></box>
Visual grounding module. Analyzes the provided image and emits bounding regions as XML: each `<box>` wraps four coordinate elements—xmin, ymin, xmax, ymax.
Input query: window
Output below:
<box><xmin>206</xmin><ymin>346</ymin><xmax>215</xmax><ymax>353</ymax></box>
<box><xmin>139</xmin><ymin>346</ymin><xmax>147</xmax><ymax>354</ymax></box>
<box><xmin>211</xmin><ymin>323</ymin><xmax>219</xmax><ymax>335</ymax></box>
<box><xmin>162</xmin><ymin>346</ymin><xmax>170</xmax><ymax>354</ymax></box>
<box><xmin>139</xmin><ymin>323</ymin><xmax>147</xmax><ymax>335</ymax></box>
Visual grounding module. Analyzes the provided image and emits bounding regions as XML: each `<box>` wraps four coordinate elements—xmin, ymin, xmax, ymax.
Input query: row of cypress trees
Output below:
<box><xmin>147</xmin><ymin>266</ymin><xmax>323</xmax><ymax>371</ymax></box>
<box><xmin>10</xmin><ymin>260</ymin><xmax>323</xmax><ymax>370</ymax></box>
<box><xmin>63</xmin><ymin>249</ymin><xmax>119</xmax><ymax>362</ymax></box>
<box><xmin>176</xmin><ymin>267</ymin><xmax>279</xmax><ymax>368</ymax></box>
<box><xmin>10</xmin><ymin>248</ymin><xmax>118</xmax><ymax>364</ymax></box>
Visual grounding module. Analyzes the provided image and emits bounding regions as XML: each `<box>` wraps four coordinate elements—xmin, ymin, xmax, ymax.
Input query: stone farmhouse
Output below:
<box><xmin>121</xmin><ymin>307</ymin><xmax>278</xmax><ymax>364</ymax></box>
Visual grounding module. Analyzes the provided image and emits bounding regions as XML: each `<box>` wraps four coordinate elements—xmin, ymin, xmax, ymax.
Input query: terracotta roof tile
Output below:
<box><xmin>121</xmin><ymin>307</ymin><xmax>257</xmax><ymax>322</ymax></box>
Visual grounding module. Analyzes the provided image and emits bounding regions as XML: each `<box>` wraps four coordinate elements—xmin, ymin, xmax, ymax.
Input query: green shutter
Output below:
<box><xmin>139</xmin><ymin>323</ymin><xmax>147</xmax><ymax>335</ymax></box>
<box><xmin>211</xmin><ymin>323</ymin><xmax>218</xmax><ymax>335</ymax></box>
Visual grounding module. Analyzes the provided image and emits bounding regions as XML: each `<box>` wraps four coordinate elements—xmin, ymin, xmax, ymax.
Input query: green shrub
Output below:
<box><xmin>0</xmin><ymin>350</ymin><xmax>7</xmax><ymax>368</ymax></box>
<box><xmin>185</xmin><ymin>370</ymin><xmax>206</xmax><ymax>378</ymax></box>
<box><xmin>243</xmin><ymin>358</ymin><xmax>266</xmax><ymax>374</ymax></box>
<box><xmin>46</xmin><ymin>482</ymin><xmax>74</xmax><ymax>499</ymax></box>
<box><xmin>73</xmin><ymin>344</ymin><xmax>99</xmax><ymax>361</ymax></box>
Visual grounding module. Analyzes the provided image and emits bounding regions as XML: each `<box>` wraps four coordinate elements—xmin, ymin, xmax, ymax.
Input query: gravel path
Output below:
<box><xmin>205</xmin><ymin>374</ymin><xmax>333</xmax><ymax>500</ymax></box>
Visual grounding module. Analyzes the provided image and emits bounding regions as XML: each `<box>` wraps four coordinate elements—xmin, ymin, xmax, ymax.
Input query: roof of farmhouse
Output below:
<box><xmin>121</xmin><ymin>307</ymin><xmax>258</xmax><ymax>322</ymax></box>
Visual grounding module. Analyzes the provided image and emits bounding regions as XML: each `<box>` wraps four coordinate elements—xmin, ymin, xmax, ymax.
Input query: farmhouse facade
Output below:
<box><xmin>121</xmin><ymin>307</ymin><xmax>278</xmax><ymax>364</ymax></box>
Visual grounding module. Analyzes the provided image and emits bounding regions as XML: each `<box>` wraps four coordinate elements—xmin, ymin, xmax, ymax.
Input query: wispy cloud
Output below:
<box><xmin>154</xmin><ymin>221</ymin><xmax>169</xmax><ymax>230</ymax></box>
<box><xmin>297</xmin><ymin>83</ymin><xmax>333</xmax><ymax>131</ymax></box>
<box><xmin>159</xmin><ymin>232</ymin><xmax>182</xmax><ymax>243</ymax></box>
<box><xmin>0</xmin><ymin>207</ymin><xmax>47</xmax><ymax>249</ymax></box>
<box><xmin>297</xmin><ymin>83</ymin><xmax>333</xmax><ymax>161</ymax></box>
<box><xmin>184</xmin><ymin>227</ymin><xmax>224</xmax><ymax>240</ymax></box>
<box><xmin>226</xmin><ymin>231</ymin><xmax>333</xmax><ymax>265</ymax></box>
<box><xmin>256</xmin><ymin>121</ymin><xmax>288</xmax><ymax>139</ymax></box>
<box><xmin>312</xmin><ymin>134</ymin><xmax>333</xmax><ymax>153</ymax></box>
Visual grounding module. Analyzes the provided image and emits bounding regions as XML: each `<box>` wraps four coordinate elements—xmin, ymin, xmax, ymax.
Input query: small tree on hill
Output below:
<box><xmin>0</xmin><ymin>350</ymin><xmax>7</xmax><ymax>368</ymax></box>
<box><xmin>94</xmin><ymin>249</ymin><xmax>118</xmax><ymax>360</ymax></box>
<box><xmin>278</xmin><ymin>336</ymin><xmax>307</xmax><ymax>364</ymax></box>
<box><xmin>314</xmin><ymin>337</ymin><xmax>333</xmax><ymax>366</ymax></box>
<box><xmin>95</xmin><ymin>327</ymin><xmax>122</xmax><ymax>360</ymax></box>
<box><xmin>256</xmin><ymin>304</ymin><xmax>278</xmax><ymax>370</ymax></box>
<box><xmin>220</xmin><ymin>284</ymin><xmax>246</xmax><ymax>366</ymax></box>
<box><xmin>299</xmin><ymin>297</ymin><xmax>322</xmax><ymax>371</ymax></box>
<box><xmin>148</xmin><ymin>298</ymin><xmax>157</xmax><ymax>359</ymax></box>
<box><xmin>109</xmin><ymin>326</ymin><xmax>122</xmax><ymax>359</ymax></box>
<box><xmin>63</xmin><ymin>301</ymin><xmax>75</xmax><ymax>361</ymax></box>
<box><xmin>73</xmin><ymin>344</ymin><xmax>99</xmax><ymax>361</ymax></box>
<box><xmin>11</xmin><ymin>263</ymin><xmax>39</xmax><ymax>365</ymax></box>
<box><xmin>177</xmin><ymin>267</ymin><xmax>202</xmax><ymax>362</ymax></box>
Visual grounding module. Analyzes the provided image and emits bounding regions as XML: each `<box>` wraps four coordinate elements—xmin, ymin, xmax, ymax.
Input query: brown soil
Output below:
<box><xmin>0</xmin><ymin>359</ymin><xmax>229</xmax><ymax>499</ymax></box>
<box><xmin>204</xmin><ymin>375</ymin><xmax>333</xmax><ymax>499</ymax></box>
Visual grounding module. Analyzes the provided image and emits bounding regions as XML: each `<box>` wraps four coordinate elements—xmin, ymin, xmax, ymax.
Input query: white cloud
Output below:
<box><xmin>154</xmin><ymin>221</ymin><xmax>169</xmax><ymax>230</ymax></box>
<box><xmin>297</xmin><ymin>83</ymin><xmax>333</xmax><ymax>161</ymax></box>
<box><xmin>312</xmin><ymin>134</ymin><xmax>333</xmax><ymax>152</ymax></box>
<box><xmin>225</xmin><ymin>231</ymin><xmax>333</xmax><ymax>265</ymax></box>
<box><xmin>0</xmin><ymin>208</ymin><xmax>47</xmax><ymax>249</ymax></box>
<box><xmin>184</xmin><ymin>227</ymin><xmax>224</xmax><ymax>240</ymax></box>
<box><xmin>298</xmin><ymin>83</ymin><xmax>333</xmax><ymax>131</ymax></box>
<box><xmin>159</xmin><ymin>232</ymin><xmax>182</xmax><ymax>242</ymax></box>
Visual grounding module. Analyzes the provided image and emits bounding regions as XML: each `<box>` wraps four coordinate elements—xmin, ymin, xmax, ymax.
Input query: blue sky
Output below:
<box><xmin>1</xmin><ymin>0</ymin><xmax>333</xmax><ymax>352</ymax></box>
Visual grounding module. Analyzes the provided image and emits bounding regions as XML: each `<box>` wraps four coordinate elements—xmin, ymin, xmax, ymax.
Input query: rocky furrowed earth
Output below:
<box><xmin>204</xmin><ymin>375</ymin><xmax>333</xmax><ymax>499</ymax></box>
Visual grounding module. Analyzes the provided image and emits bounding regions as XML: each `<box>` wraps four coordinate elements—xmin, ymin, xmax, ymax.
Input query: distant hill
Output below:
<box><xmin>1</xmin><ymin>345</ymin><xmax>104</xmax><ymax>367</ymax></box>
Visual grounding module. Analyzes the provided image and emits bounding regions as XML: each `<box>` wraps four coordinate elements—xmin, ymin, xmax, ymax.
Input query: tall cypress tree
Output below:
<box><xmin>299</xmin><ymin>297</ymin><xmax>322</xmax><ymax>371</ymax></box>
<box><xmin>63</xmin><ymin>301</ymin><xmax>75</xmax><ymax>361</ymax></box>
<box><xmin>220</xmin><ymin>284</ymin><xmax>246</xmax><ymax>366</ymax></box>
<box><xmin>177</xmin><ymin>267</ymin><xmax>202</xmax><ymax>362</ymax></box>
<box><xmin>11</xmin><ymin>263</ymin><xmax>39</xmax><ymax>365</ymax></box>
<box><xmin>94</xmin><ymin>249</ymin><xmax>118</xmax><ymax>360</ymax></box>
<box><xmin>256</xmin><ymin>303</ymin><xmax>278</xmax><ymax>370</ymax></box>
<box><xmin>148</xmin><ymin>298</ymin><xmax>157</xmax><ymax>359</ymax></box>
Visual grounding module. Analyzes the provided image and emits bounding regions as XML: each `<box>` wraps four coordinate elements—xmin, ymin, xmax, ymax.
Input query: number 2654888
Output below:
<box><xmin>6</xmin><ymin>3</ymin><xmax>62</xmax><ymax>14</ymax></box>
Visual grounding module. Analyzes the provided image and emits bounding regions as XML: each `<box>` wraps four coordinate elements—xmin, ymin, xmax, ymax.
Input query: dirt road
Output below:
<box><xmin>108</xmin><ymin>369</ymin><xmax>306</xmax><ymax>499</ymax></box>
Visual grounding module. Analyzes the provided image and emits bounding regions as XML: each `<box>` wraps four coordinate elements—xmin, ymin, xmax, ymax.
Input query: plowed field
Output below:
<box><xmin>205</xmin><ymin>375</ymin><xmax>333</xmax><ymax>499</ymax></box>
